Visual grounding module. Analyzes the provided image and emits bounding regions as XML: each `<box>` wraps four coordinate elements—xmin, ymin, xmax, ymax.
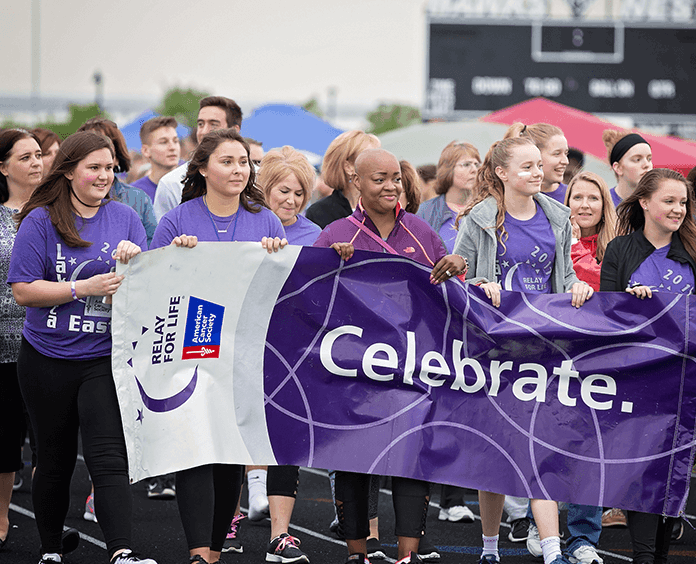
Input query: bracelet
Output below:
<box><xmin>70</xmin><ymin>281</ymin><xmax>78</xmax><ymax>300</ymax></box>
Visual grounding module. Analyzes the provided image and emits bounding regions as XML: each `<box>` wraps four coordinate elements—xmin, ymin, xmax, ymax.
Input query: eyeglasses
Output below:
<box><xmin>455</xmin><ymin>161</ymin><xmax>480</xmax><ymax>169</ymax></box>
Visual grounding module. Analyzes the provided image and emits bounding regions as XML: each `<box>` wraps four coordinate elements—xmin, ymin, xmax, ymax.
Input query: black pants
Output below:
<box><xmin>267</xmin><ymin>465</ymin><xmax>300</xmax><ymax>498</ymax></box>
<box><xmin>335</xmin><ymin>471</ymin><xmax>429</xmax><ymax>539</ymax></box>
<box><xmin>627</xmin><ymin>510</ymin><xmax>675</xmax><ymax>564</ymax></box>
<box><xmin>0</xmin><ymin>362</ymin><xmax>26</xmax><ymax>473</ymax></box>
<box><xmin>176</xmin><ymin>464</ymin><xmax>244</xmax><ymax>552</ymax></box>
<box><xmin>18</xmin><ymin>338</ymin><xmax>132</xmax><ymax>558</ymax></box>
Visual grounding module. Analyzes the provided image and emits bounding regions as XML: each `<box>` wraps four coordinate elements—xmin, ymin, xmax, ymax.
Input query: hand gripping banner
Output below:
<box><xmin>112</xmin><ymin>243</ymin><xmax>696</xmax><ymax>516</ymax></box>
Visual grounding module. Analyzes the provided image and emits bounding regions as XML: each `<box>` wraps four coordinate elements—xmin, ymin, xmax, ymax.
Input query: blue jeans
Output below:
<box><xmin>527</xmin><ymin>502</ymin><xmax>602</xmax><ymax>553</ymax></box>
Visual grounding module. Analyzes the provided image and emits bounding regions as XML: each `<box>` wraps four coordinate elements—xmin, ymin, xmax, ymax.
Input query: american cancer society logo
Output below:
<box><xmin>182</xmin><ymin>297</ymin><xmax>225</xmax><ymax>360</ymax></box>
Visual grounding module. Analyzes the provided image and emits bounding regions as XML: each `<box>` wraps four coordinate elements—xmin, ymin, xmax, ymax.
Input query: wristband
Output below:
<box><xmin>70</xmin><ymin>281</ymin><xmax>78</xmax><ymax>300</ymax></box>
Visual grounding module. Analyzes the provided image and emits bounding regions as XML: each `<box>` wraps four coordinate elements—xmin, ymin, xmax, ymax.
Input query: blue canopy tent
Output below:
<box><xmin>120</xmin><ymin>110</ymin><xmax>191</xmax><ymax>152</ymax></box>
<box><xmin>240</xmin><ymin>104</ymin><xmax>343</xmax><ymax>163</ymax></box>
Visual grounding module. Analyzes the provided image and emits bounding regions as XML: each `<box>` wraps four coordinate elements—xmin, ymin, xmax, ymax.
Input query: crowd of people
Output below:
<box><xmin>1</xmin><ymin>93</ymin><xmax>696</xmax><ymax>564</ymax></box>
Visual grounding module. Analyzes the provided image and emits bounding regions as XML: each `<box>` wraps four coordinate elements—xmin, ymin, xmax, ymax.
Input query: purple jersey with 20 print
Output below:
<box><xmin>496</xmin><ymin>204</ymin><xmax>555</xmax><ymax>294</ymax></box>
<box><xmin>628</xmin><ymin>244</ymin><xmax>695</xmax><ymax>294</ymax></box>
<box><xmin>150</xmin><ymin>196</ymin><xmax>285</xmax><ymax>249</ymax></box>
<box><xmin>7</xmin><ymin>201</ymin><xmax>147</xmax><ymax>360</ymax></box>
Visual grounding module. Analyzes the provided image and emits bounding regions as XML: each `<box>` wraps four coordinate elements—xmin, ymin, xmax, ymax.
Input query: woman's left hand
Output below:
<box><xmin>430</xmin><ymin>254</ymin><xmax>468</xmax><ymax>285</ymax></box>
<box><xmin>261</xmin><ymin>237</ymin><xmax>288</xmax><ymax>253</ymax></box>
<box><xmin>114</xmin><ymin>240</ymin><xmax>142</xmax><ymax>265</ymax></box>
<box><xmin>570</xmin><ymin>282</ymin><xmax>593</xmax><ymax>308</ymax></box>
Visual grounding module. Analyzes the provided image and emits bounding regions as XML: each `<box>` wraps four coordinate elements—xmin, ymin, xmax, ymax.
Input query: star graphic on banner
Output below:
<box><xmin>502</xmin><ymin>260</ymin><xmax>510</xmax><ymax>268</ymax></box>
<box><xmin>136</xmin><ymin>409</ymin><xmax>144</xmax><ymax>424</ymax></box>
<box><xmin>69</xmin><ymin>257</ymin><xmax>77</xmax><ymax>265</ymax></box>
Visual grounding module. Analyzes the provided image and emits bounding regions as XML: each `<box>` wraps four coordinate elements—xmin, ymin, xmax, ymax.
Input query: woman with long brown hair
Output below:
<box><xmin>8</xmin><ymin>130</ymin><xmax>155</xmax><ymax>564</ymax></box>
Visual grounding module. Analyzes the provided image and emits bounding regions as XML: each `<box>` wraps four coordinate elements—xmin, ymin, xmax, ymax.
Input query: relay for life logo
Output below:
<box><xmin>182</xmin><ymin>297</ymin><xmax>225</xmax><ymax>359</ymax></box>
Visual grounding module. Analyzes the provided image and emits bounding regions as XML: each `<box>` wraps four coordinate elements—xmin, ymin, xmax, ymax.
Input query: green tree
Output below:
<box><xmin>366</xmin><ymin>103</ymin><xmax>421</xmax><ymax>136</ymax></box>
<box><xmin>1</xmin><ymin>103</ymin><xmax>106</xmax><ymax>139</ymax></box>
<box><xmin>156</xmin><ymin>86</ymin><xmax>210</xmax><ymax>129</ymax></box>
<box><xmin>302</xmin><ymin>97</ymin><xmax>324</xmax><ymax>118</ymax></box>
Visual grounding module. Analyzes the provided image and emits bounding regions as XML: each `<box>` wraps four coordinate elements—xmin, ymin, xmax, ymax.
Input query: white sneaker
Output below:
<box><xmin>526</xmin><ymin>523</ymin><xmax>542</xmax><ymax>558</ymax></box>
<box><xmin>437</xmin><ymin>505</ymin><xmax>475</xmax><ymax>522</ymax></box>
<box><xmin>569</xmin><ymin>545</ymin><xmax>603</xmax><ymax>564</ymax></box>
<box><xmin>110</xmin><ymin>550</ymin><xmax>157</xmax><ymax>564</ymax></box>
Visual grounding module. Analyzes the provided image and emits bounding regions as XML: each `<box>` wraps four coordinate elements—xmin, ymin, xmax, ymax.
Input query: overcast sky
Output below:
<box><xmin>0</xmin><ymin>0</ymin><xmax>429</xmax><ymax>110</ymax></box>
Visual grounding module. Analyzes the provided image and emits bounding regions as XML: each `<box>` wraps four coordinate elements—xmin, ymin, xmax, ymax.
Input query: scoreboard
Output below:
<box><xmin>425</xmin><ymin>19</ymin><xmax>696</xmax><ymax>120</ymax></box>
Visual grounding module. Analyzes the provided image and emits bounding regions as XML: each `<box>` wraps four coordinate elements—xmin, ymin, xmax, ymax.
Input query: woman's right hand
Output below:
<box><xmin>171</xmin><ymin>234</ymin><xmax>198</xmax><ymax>248</ymax></box>
<box><xmin>480</xmin><ymin>282</ymin><xmax>502</xmax><ymax>307</ymax></box>
<box><xmin>330</xmin><ymin>242</ymin><xmax>355</xmax><ymax>261</ymax></box>
<box><xmin>80</xmin><ymin>272</ymin><xmax>125</xmax><ymax>298</ymax></box>
<box><xmin>626</xmin><ymin>284</ymin><xmax>652</xmax><ymax>299</ymax></box>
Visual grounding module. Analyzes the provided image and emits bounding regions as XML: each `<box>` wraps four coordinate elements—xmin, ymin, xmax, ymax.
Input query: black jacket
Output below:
<box><xmin>600</xmin><ymin>229</ymin><xmax>696</xmax><ymax>292</ymax></box>
<box><xmin>305</xmin><ymin>190</ymin><xmax>352</xmax><ymax>229</ymax></box>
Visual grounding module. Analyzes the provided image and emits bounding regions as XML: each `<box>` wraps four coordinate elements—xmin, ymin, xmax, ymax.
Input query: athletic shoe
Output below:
<box><xmin>344</xmin><ymin>554</ymin><xmax>370</xmax><ymax>564</ymax></box>
<box><xmin>189</xmin><ymin>557</ymin><xmax>208</xmax><ymax>564</ymax></box>
<box><xmin>437</xmin><ymin>505</ymin><xmax>475</xmax><ymax>522</ymax></box>
<box><xmin>569</xmin><ymin>544</ymin><xmax>603</xmax><ymax>564</ymax></box>
<box><xmin>222</xmin><ymin>513</ymin><xmax>244</xmax><ymax>553</ymax></box>
<box><xmin>526</xmin><ymin>523</ymin><xmax>542</xmax><ymax>558</ymax></box>
<box><xmin>418</xmin><ymin>534</ymin><xmax>440</xmax><ymax>561</ymax></box>
<box><xmin>162</xmin><ymin>475</ymin><xmax>176</xmax><ymax>497</ymax></box>
<box><xmin>600</xmin><ymin>508</ymin><xmax>626</xmax><ymax>528</ymax></box>
<box><xmin>84</xmin><ymin>493</ymin><xmax>98</xmax><ymax>523</ymax></box>
<box><xmin>110</xmin><ymin>550</ymin><xmax>158</xmax><ymax>564</ymax></box>
<box><xmin>366</xmin><ymin>537</ymin><xmax>386</xmax><ymax>560</ymax></box>
<box><xmin>478</xmin><ymin>556</ymin><xmax>499</xmax><ymax>564</ymax></box>
<box><xmin>395</xmin><ymin>552</ymin><xmax>423</xmax><ymax>563</ymax></box>
<box><xmin>266</xmin><ymin>533</ymin><xmax>309</xmax><ymax>563</ymax></box>
<box><xmin>548</xmin><ymin>555</ymin><xmax>571</xmax><ymax>564</ymax></box>
<box><xmin>147</xmin><ymin>477</ymin><xmax>174</xmax><ymax>500</ymax></box>
<box><xmin>508</xmin><ymin>517</ymin><xmax>530</xmax><ymax>542</ymax></box>
<box><xmin>39</xmin><ymin>555</ymin><xmax>62</xmax><ymax>563</ymax></box>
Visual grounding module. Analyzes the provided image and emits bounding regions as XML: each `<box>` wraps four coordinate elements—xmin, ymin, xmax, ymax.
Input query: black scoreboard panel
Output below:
<box><xmin>425</xmin><ymin>20</ymin><xmax>696</xmax><ymax>117</ymax></box>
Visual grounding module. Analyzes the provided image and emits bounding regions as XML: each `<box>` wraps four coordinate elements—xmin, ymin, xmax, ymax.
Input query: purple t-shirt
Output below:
<box><xmin>131</xmin><ymin>175</ymin><xmax>157</xmax><ymax>203</ymax></box>
<box><xmin>438</xmin><ymin>213</ymin><xmax>458</xmax><ymax>253</ymax></box>
<box><xmin>628</xmin><ymin>244</ymin><xmax>695</xmax><ymax>294</ymax></box>
<box><xmin>496</xmin><ymin>205</ymin><xmax>555</xmax><ymax>293</ymax></box>
<box><xmin>544</xmin><ymin>183</ymin><xmax>568</xmax><ymax>205</ymax></box>
<box><xmin>285</xmin><ymin>214</ymin><xmax>321</xmax><ymax>246</ymax></box>
<box><xmin>150</xmin><ymin>196</ymin><xmax>285</xmax><ymax>249</ymax></box>
<box><xmin>7</xmin><ymin>202</ymin><xmax>147</xmax><ymax>360</ymax></box>
<box><xmin>610</xmin><ymin>187</ymin><xmax>623</xmax><ymax>208</ymax></box>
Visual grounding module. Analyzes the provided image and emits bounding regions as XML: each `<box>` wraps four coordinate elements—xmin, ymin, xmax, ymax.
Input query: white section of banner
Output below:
<box><xmin>113</xmin><ymin>242</ymin><xmax>301</xmax><ymax>482</ymax></box>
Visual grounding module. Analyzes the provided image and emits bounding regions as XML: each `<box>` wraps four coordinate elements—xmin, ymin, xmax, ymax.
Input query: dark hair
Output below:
<box><xmin>139</xmin><ymin>116</ymin><xmax>178</xmax><ymax>144</ymax></box>
<box><xmin>244</xmin><ymin>137</ymin><xmax>262</xmax><ymax>147</ymax></box>
<box><xmin>417</xmin><ymin>164</ymin><xmax>436</xmax><ymax>183</ymax></box>
<box><xmin>616</xmin><ymin>168</ymin><xmax>696</xmax><ymax>261</ymax></box>
<box><xmin>0</xmin><ymin>129</ymin><xmax>42</xmax><ymax>204</ymax></box>
<box><xmin>181</xmin><ymin>129</ymin><xmax>266</xmax><ymax>213</ymax></box>
<box><xmin>17</xmin><ymin>131</ymin><xmax>115</xmax><ymax>247</ymax></box>
<box><xmin>77</xmin><ymin>118</ymin><xmax>130</xmax><ymax>173</ymax></box>
<box><xmin>199</xmin><ymin>96</ymin><xmax>243</xmax><ymax>129</ymax></box>
<box><xmin>686</xmin><ymin>165</ymin><xmax>696</xmax><ymax>187</ymax></box>
<box><xmin>400</xmin><ymin>159</ymin><xmax>421</xmax><ymax>214</ymax></box>
<box><xmin>31</xmin><ymin>127</ymin><xmax>62</xmax><ymax>154</ymax></box>
<box><xmin>567</xmin><ymin>147</ymin><xmax>585</xmax><ymax>167</ymax></box>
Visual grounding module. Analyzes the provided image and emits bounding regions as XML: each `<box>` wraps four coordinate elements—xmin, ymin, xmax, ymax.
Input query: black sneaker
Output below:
<box><xmin>147</xmin><ymin>477</ymin><xmax>174</xmax><ymax>500</ymax></box>
<box><xmin>366</xmin><ymin>537</ymin><xmax>386</xmax><ymax>560</ymax></box>
<box><xmin>508</xmin><ymin>517</ymin><xmax>530</xmax><ymax>542</ymax></box>
<box><xmin>265</xmin><ymin>533</ymin><xmax>309</xmax><ymax>563</ymax></box>
<box><xmin>344</xmin><ymin>554</ymin><xmax>370</xmax><ymax>564</ymax></box>
<box><xmin>395</xmin><ymin>552</ymin><xmax>423</xmax><ymax>563</ymax></box>
<box><xmin>418</xmin><ymin>533</ymin><xmax>440</xmax><ymax>561</ymax></box>
<box><xmin>222</xmin><ymin>514</ymin><xmax>244</xmax><ymax>553</ymax></box>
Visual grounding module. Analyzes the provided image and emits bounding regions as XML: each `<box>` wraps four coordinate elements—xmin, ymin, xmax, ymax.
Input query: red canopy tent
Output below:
<box><xmin>481</xmin><ymin>98</ymin><xmax>696</xmax><ymax>178</ymax></box>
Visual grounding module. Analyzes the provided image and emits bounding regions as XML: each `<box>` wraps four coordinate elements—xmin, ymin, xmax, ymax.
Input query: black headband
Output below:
<box><xmin>610</xmin><ymin>133</ymin><xmax>650</xmax><ymax>165</ymax></box>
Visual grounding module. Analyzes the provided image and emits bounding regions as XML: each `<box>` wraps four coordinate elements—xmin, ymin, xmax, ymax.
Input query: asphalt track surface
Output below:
<box><xmin>5</xmin><ymin>450</ymin><xmax>696</xmax><ymax>564</ymax></box>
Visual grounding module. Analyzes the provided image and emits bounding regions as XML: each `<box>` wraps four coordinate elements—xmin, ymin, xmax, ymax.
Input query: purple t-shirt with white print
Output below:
<box><xmin>150</xmin><ymin>196</ymin><xmax>285</xmax><ymax>249</ymax></box>
<box><xmin>496</xmin><ymin>204</ymin><xmax>556</xmax><ymax>294</ymax></box>
<box><xmin>7</xmin><ymin>201</ymin><xmax>147</xmax><ymax>360</ymax></box>
<box><xmin>628</xmin><ymin>244</ymin><xmax>695</xmax><ymax>294</ymax></box>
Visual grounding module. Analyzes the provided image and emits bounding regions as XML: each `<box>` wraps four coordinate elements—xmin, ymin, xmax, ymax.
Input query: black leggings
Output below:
<box><xmin>18</xmin><ymin>338</ymin><xmax>131</xmax><ymax>558</ymax></box>
<box><xmin>0</xmin><ymin>362</ymin><xmax>26</xmax><ymax>473</ymax></box>
<box><xmin>335</xmin><ymin>471</ymin><xmax>429</xmax><ymax>539</ymax></box>
<box><xmin>176</xmin><ymin>464</ymin><xmax>244</xmax><ymax>552</ymax></box>
<box><xmin>626</xmin><ymin>510</ymin><xmax>675</xmax><ymax>564</ymax></box>
<box><xmin>267</xmin><ymin>465</ymin><xmax>300</xmax><ymax>497</ymax></box>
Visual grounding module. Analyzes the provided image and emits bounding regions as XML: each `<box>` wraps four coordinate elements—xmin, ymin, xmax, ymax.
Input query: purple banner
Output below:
<box><xmin>263</xmin><ymin>247</ymin><xmax>696</xmax><ymax>516</ymax></box>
